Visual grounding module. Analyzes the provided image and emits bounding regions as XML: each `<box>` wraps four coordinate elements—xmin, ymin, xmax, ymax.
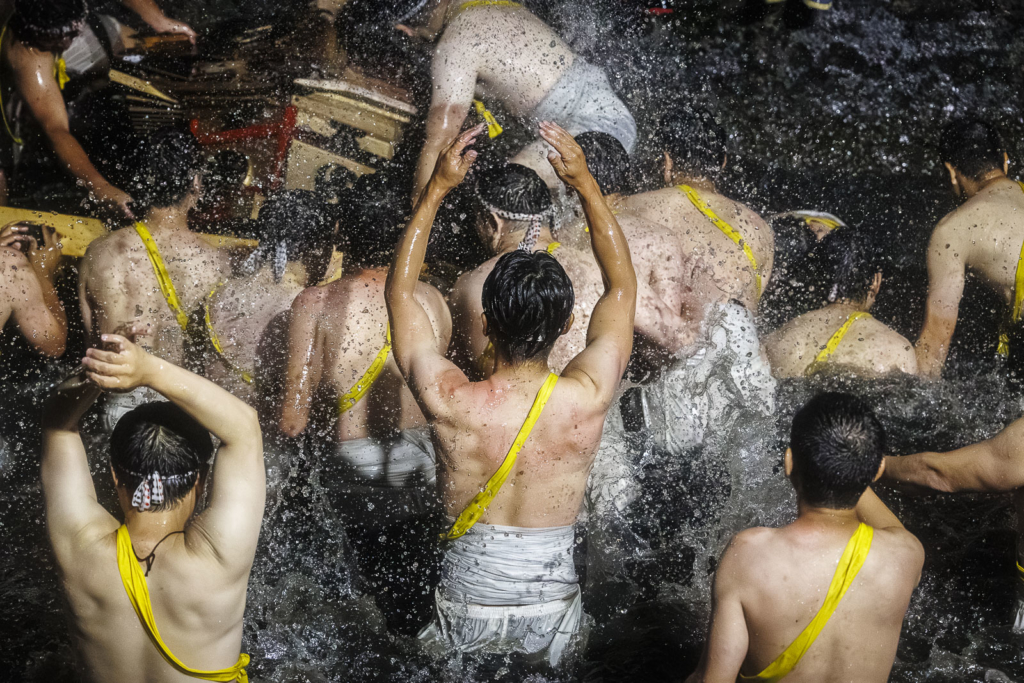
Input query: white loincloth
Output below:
<box><xmin>62</xmin><ymin>15</ymin><xmax>126</xmax><ymax>77</ymax></box>
<box><xmin>419</xmin><ymin>522</ymin><xmax>584</xmax><ymax>667</ymax></box>
<box><xmin>100</xmin><ymin>387</ymin><xmax>162</xmax><ymax>434</ymax></box>
<box><xmin>644</xmin><ymin>302</ymin><xmax>777</xmax><ymax>455</ymax></box>
<box><xmin>530</xmin><ymin>58</ymin><xmax>637</xmax><ymax>153</ymax></box>
<box><xmin>1014</xmin><ymin>593</ymin><xmax>1024</xmax><ymax>633</ymax></box>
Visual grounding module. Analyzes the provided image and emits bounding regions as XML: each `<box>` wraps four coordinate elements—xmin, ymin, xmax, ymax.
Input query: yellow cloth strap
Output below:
<box><xmin>803</xmin><ymin>0</ymin><xmax>833</xmax><ymax>9</ymax></box>
<box><xmin>54</xmin><ymin>56</ymin><xmax>69</xmax><ymax>90</ymax></box>
<box><xmin>337</xmin><ymin>324</ymin><xmax>391</xmax><ymax>414</ymax></box>
<box><xmin>456</xmin><ymin>0</ymin><xmax>523</xmax><ymax>20</ymax></box>
<box><xmin>204</xmin><ymin>284</ymin><xmax>254</xmax><ymax>385</ymax></box>
<box><xmin>546</xmin><ymin>241</ymin><xmax>560</xmax><ymax>254</ymax></box>
<box><xmin>678</xmin><ymin>185</ymin><xmax>762</xmax><ymax>297</ymax></box>
<box><xmin>997</xmin><ymin>181</ymin><xmax>1024</xmax><ymax>357</ymax></box>
<box><xmin>1016</xmin><ymin>560</ymin><xmax>1024</xmax><ymax>584</ymax></box>
<box><xmin>739</xmin><ymin>523</ymin><xmax>873</xmax><ymax>682</ymax></box>
<box><xmin>116</xmin><ymin>526</ymin><xmax>250</xmax><ymax>682</ymax></box>
<box><xmin>473</xmin><ymin>99</ymin><xmax>503</xmax><ymax>138</ymax></box>
<box><xmin>443</xmin><ymin>372</ymin><xmax>559</xmax><ymax>541</ymax></box>
<box><xmin>134</xmin><ymin>222</ymin><xmax>190</xmax><ymax>332</ymax></box>
<box><xmin>804</xmin><ymin>311</ymin><xmax>871</xmax><ymax>376</ymax></box>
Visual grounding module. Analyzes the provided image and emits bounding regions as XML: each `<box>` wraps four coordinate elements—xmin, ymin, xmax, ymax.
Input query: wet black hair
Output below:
<box><xmin>939</xmin><ymin>117</ymin><xmax>1006</xmax><ymax>180</ymax></box>
<box><xmin>335</xmin><ymin>189</ymin><xmax>405</xmax><ymax>269</ymax></box>
<box><xmin>133</xmin><ymin>128</ymin><xmax>202</xmax><ymax>211</ymax></box>
<box><xmin>340</xmin><ymin>0</ymin><xmax>429</xmax><ymax>71</ymax></box>
<box><xmin>246</xmin><ymin>189</ymin><xmax>336</xmax><ymax>282</ymax></box>
<box><xmin>576</xmin><ymin>131</ymin><xmax>631</xmax><ymax>196</ymax></box>
<box><xmin>818</xmin><ymin>228</ymin><xmax>879</xmax><ymax>304</ymax></box>
<box><xmin>789</xmin><ymin>393</ymin><xmax>886</xmax><ymax>509</ymax></box>
<box><xmin>474</xmin><ymin>163</ymin><xmax>552</xmax><ymax>221</ymax></box>
<box><xmin>110</xmin><ymin>402</ymin><xmax>213</xmax><ymax>512</ymax></box>
<box><xmin>659</xmin><ymin>108</ymin><xmax>726</xmax><ymax>178</ymax></box>
<box><xmin>10</xmin><ymin>0</ymin><xmax>86</xmax><ymax>50</ymax></box>
<box><xmin>481</xmin><ymin>250</ymin><xmax>574</xmax><ymax>363</ymax></box>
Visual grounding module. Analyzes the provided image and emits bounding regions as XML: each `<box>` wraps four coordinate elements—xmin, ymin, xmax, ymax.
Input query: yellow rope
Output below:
<box><xmin>337</xmin><ymin>324</ymin><xmax>392</xmax><ymax>414</ymax></box>
<box><xmin>204</xmin><ymin>283</ymin><xmax>254</xmax><ymax>385</ymax></box>
<box><xmin>134</xmin><ymin>222</ymin><xmax>189</xmax><ymax>332</ymax></box>
<box><xmin>805</xmin><ymin>311</ymin><xmax>871</xmax><ymax>376</ymax></box>
<box><xmin>678</xmin><ymin>185</ymin><xmax>762</xmax><ymax>297</ymax></box>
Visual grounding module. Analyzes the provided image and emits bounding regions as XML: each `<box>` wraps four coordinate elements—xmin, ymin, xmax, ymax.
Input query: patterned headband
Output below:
<box><xmin>127</xmin><ymin>470</ymin><xmax>198</xmax><ymax>512</ymax></box>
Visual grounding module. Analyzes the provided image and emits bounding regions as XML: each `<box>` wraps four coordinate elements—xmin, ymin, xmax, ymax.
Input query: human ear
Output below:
<box><xmin>480</xmin><ymin>312</ymin><xmax>489</xmax><ymax>338</ymax></box>
<box><xmin>874</xmin><ymin>458</ymin><xmax>885</xmax><ymax>482</ymax></box>
<box><xmin>784</xmin><ymin>448</ymin><xmax>793</xmax><ymax>478</ymax></box>
<box><xmin>662</xmin><ymin>152</ymin><xmax>673</xmax><ymax>186</ymax></box>
<box><xmin>560</xmin><ymin>313</ymin><xmax>574</xmax><ymax>336</ymax></box>
<box><xmin>944</xmin><ymin>162</ymin><xmax>958</xmax><ymax>190</ymax></box>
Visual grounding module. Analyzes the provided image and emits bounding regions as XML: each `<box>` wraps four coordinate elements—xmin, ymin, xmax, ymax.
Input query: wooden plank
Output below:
<box><xmin>285</xmin><ymin>140</ymin><xmax>375</xmax><ymax>191</ymax></box>
<box><xmin>109</xmin><ymin>70</ymin><xmax>178</xmax><ymax>104</ymax></box>
<box><xmin>291</xmin><ymin>95</ymin><xmax>403</xmax><ymax>142</ymax></box>
<box><xmin>357</xmin><ymin>135</ymin><xmax>395</xmax><ymax>159</ymax></box>
<box><xmin>304</xmin><ymin>91</ymin><xmax>413</xmax><ymax>124</ymax></box>
<box><xmin>198</xmin><ymin>234</ymin><xmax>259</xmax><ymax>249</ymax></box>
<box><xmin>294</xmin><ymin>77</ymin><xmax>417</xmax><ymax>115</ymax></box>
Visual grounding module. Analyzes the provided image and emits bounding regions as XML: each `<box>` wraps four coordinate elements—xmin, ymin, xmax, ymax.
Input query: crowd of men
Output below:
<box><xmin>3</xmin><ymin>0</ymin><xmax>1024</xmax><ymax>681</ymax></box>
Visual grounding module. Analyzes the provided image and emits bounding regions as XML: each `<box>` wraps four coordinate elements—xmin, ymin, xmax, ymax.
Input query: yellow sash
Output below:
<box><xmin>804</xmin><ymin>311</ymin><xmax>871</xmax><ymax>376</ymax></box>
<box><xmin>454</xmin><ymin>0</ymin><xmax>523</xmax><ymax>20</ymax></box>
<box><xmin>134</xmin><ymin>222</ymin><xmax>190</xmax><ymax>333</ymax></box>
<box><xmin>458</xmin><ymin>0</ymin><xmax>522</xmax><ymax>139</ymax></box>
<box><xmin>739</xmin><ymin>523</ymin><xmax>873</xmax><ymax>682</ymax></box>
<box><xmin>1016</xmin><ymin>560</ymin><xmax>1024</xmax><ymax>584</ymax></box>
<box><xmin>443</xmin><ymin>372</ymin><xmax>559</xmax><ymax>540</ymax></box>
<box><xmin>337</xmin><ymin>324</ymin><xmax>392</xmax><ymax>414</ymax></box>
<box><xmin>116</xmin><ymin>526</ymin><xmax>250</xmax><ymax>682</ymax></box>
<box><xmin>996</xmin><ymin>181</ymin><xmax>1024</xmax><ymax>357</ymax></box>
<box><xmin>473</xmin><ymin>99</ymin><xmax>503</xmax><ymax>138</ymax></box>
<box><xmin>678</xmin><ymin>185</ymin><xmax>762</xmax><ymax>297</ymax></box>
<box><xmin>204</xmin><ymin>284</ymin><xmax>254</xmax><ymax>385</ymax></box>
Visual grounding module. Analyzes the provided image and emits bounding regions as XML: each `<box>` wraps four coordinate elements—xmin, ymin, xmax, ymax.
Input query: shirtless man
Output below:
<box><xmin>79</xmin><ymin>128</ymin><xmax>230</xmax><ymax>430</ymax></box>
<box><xmin>343</xmin><ymin>0</ymin><xmax>635</xmax><ymax>197</ymax></box>
<box><xmin>2</xmin><ymin>0</ymin><xmax>195</xmax><ymax>214</ymax></box>
<box><xmin>0</xmin><ymin>222</ymin><xmax>65</xmax><ymax>356</ymax></box>
<box><xmin>203</xmin><ymin>190</ymin><xmax>334</xmax><ymax>411</ymax></box>
<box><xmin>621</xmin><ymin>108</ymin><xmax>774</xmax><ymax>314</ymax></box>
<box><xmin>387</xmin><ymin>122</ymin><xmax>636</xmax><ymax>666</ymax></box>
<box><xmin>880</xmin><ymin>414</ymin><xmax>1024</xmax><ymax>629</ymax></box>
<box><xmin>686</xmin><ymin>392</ymin><xmax>923</xmax><ymax>683</ymax></box>
<box><xmin>280</xmin><ymin>189</ymin><xmax>451</xmax><ymax>632</ymax></box>
<box><xmin>765</xmin><ymin>229</ymin><xmax>918</xmax><ymax>377</ymax></box>
<box><xmin>915</xmin><ymin>117</ymin><xmax>1024</xmax><ymax>377</ymax></box>
<box><xmin>42</xmin><ymin>333</ymin><xmax>263</xmax><ymax>683</ymax></box>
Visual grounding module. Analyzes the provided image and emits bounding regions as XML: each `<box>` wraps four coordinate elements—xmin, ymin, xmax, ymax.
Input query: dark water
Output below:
<box><xmin>5</xmin><ymin>0</ymin><xmax>1024</xmax><ymax>681</ymax></box>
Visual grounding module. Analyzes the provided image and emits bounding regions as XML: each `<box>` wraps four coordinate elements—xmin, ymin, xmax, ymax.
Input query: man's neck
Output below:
<box><xmin>794</xmin><ymin>499</ymin><xmax>861</xmax><ymax>529</ymax></box>
<box><xmin>141</xmin><ymin>205</ymin><xmax>190</xmax><ymax>235</ymax></box>
<box><xmin>669</xmin><ymin>172</ymin><xmax>716</xmax><ymax>193</ymax></box>
<box><xmin>822</xmin><ymin>298</ymin><xmax>871</xmax><ymax>315</ymax></box>
<box><xmin>963</xmin><ymin>169</ymin><xmax>1009</xmax><ymax>199</ymax></box>
<box><xmin>497</xmin><ymin>226</ymin><xmax>555</xmax><ymax>254</ymax></box>
<box><xmin>490</xmin><ymin>348</ymin><xmax>551</xmax><ymax>379</ymax></box>
<box><xmin>123</xmin><ymin>503</ymin><xmax>194</xmax><ymax>547</ymax></box>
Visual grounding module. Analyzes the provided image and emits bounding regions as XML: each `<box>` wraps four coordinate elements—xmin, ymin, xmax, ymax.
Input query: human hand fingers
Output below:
<box><xmin>85</xmin><ymin>346</ymin><xmax>126</xmax><ymax>365</ymax></box>
<box><xmin>100</xmin><ymin>333</ymin><xmax>131</xmax><ymax>355</ymax></box>
<box><xmin>82</xmin><ymin>355</ymin><xmax>130</xmax><ymax>377</ymax></box>
<box><xmin>86</xmin><ymin>371</ymin><xmax>125</xmax><ymax>391</ymax></box>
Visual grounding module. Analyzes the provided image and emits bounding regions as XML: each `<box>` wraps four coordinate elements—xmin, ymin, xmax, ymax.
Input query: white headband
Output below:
<box><xmin>129</xmin><ymin>471</ymin><xmax>197</xmax><ymax>512</ymax></box>
<box><xmin>481</xmin><ymin>200</ymin><xmax>554</xmax><ymax>252</ymax></box>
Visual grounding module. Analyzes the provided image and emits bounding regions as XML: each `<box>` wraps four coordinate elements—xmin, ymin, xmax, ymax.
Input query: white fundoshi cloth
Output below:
<box><xmin>418</xmin><ymin>522</ymin><xmax>584</xmax><ymax>667</ymax></box>
<box><xmin>530</xmin><ymin>58</ymin><xmax>637</xmax><ymax>153</ymax></box>
<box><xmin>101</xmin><ymin>387</ymin><xmax>162</xmax><ymax>434</ymax></box>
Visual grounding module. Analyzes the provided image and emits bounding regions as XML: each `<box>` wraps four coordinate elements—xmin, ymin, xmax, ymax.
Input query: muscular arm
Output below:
<box><xmin>412</xmin><ymin>32</ymin><xmax>476</xmax><ymax>200</ymax></box>
<box><xmin>446</xmin><ymin>268</ymin><xmax>489</xmax><ymax>378</ymax></box>
<box><xmin>119</xmin><ymin>0</ymin><xmax>197</xmax><ymax>39</ymax></box>
<box><xmin>915</xmin><ymin>218</ymin><xmax>967</xmax><ymax>378</ymax></box>
<box><xmin>686</xmin><ymin>536</ymin><xmax>751</xmax><ymax>683</ymax></box>
<box><xmin>280</xmin><ymin>287</ymin><xmax>327</xmax><ymax>438</ymax></box>
<box><xmin>882</xmin><ymin>417</ymin><xmax>1024</xmax><ymax>494</ymax></box>
<box><xmin>4</xmin><ymin>244</ymin><xmax>66</xmax><ymax>356</ymax></box>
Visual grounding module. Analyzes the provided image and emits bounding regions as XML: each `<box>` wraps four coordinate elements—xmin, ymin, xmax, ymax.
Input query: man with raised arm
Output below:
<box><xmin>0</xmin><ymin>222</ymin><xmax>66</xmax><ymax>357</ymax></box>
<box><xmin>880</xmin><ymin>415</ymin><xmax>1024</xmax><ymax>629</ymax></box>
<box><xmin>41</xmin><ymin>332</ymin><xmax>264</xmax><ymax>682</ymax></box>
<box><xmin>686</xmin><ymin>393</ymin><xmax>923</xmax><ymax>683</ymax></box>
<box><xmin>915</xmin><ymin>117</ymin><xmax>1024</xmax><ymax>377</ymax></box>
<box><xmin>386</xmin><ymin>121</ymin><xmax>636</xmax><ymax>666</ymax></box>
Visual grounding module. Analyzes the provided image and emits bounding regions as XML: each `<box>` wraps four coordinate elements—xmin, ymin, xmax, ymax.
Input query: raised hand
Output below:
<box><xmin>82</xmin><ymin>334</ymin><xmax>156</xmax><ymax>392</ymax></box>
<box><xmin>427</xmin><ymin>123</ymin><xmax>485</xmax><ymax>195</ymax></box>
<box><xmin>27</xmin><ymin>225</ymin><xmax>63</xmax><ymax>278</ymax></box>
<box><xmin>539</xmin><ymin>121</ymin><xmax>593</xmax><ymax>190</ymax></box>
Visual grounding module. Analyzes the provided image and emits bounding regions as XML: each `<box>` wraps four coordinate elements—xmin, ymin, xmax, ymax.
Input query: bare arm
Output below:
<box><xmin>119</xmin><ymin>0</ymin><xmax>197</xmax><ymax>40</ymax></box>
<box><xmin>412</xmin><ymin>33</ymin><xmax>476</xmax><ymax>200</ymax></box>
<box><xmin>687</xmin><ymin>536</ymin><xmax>751</xmax><ymax>683</ymax></box>
<box><xmin>543</xmin><ymin>123</ymin><xmax>637</xmax><ymax>405</ymax></box>
<box><xmin>915</xmin><ymin>219</ymin><xmax>966</xmax><ymax>378</ymax></box>
<box><xmin>855</xmin><ymin>486</ymin><xmax>906</xmax><ymax>530</ymax></box>
<box><xmin>388</xmin><ymin>125</ymin><xmax>484</xmax><ymax>419</ymax></box>
<box><xmin>280</xmin><ymin>287</ymin><xmax>327</xmax><ymax>438</ymax></box>
<box><xmin>84</xmin><ymin>335</ymin><xmax>265</xmax><ymax>575</ymax></box>
<box><xmin>446</xmin><ymin>269</ymin><xmax>490</xmax><ymax>378</ymax></box>
<box><xmin>882</xmin><ymin>417</ymin><xmax>1024</xmax><ymax>494</ymax></box>
<box><xmin>2</xmin><ymin>225</ymin><xmax>66</xmax><ymax>356</ymax></box>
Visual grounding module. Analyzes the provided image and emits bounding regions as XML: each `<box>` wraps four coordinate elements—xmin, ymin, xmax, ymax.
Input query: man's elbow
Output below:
<box><xmin>279</xmin><ymin>414</ymin><xmax>306</xmax><ymax>439</ymax></box>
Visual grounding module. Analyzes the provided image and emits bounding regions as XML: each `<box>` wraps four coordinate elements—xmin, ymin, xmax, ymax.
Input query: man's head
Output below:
<box><xmin>134</xmin><ymin>128</ymin><xmax>203</xmax><ymax>213</ymax></box>
<box><xmin>658</xmin><ymin>108</ymin><xmax>727</xmax><ymax>184</ymax></box>
<box><xmin>340</xmin><ymin>0</ymin><xmax>438</xmax><ymax>79</ymax></box>
<box><xmin>787</xmin><ymin>393</ymin><xmax>886</xmax><ymax>509</ymax></box>
<box><xmin>481</xmin><ymin>250</ymin><xmax>574</xmax><ymax>364</ymax></box>
<box><xmin>818</xmin><ymin>228</ymin><xmax>882</xmax><ymax>308</ymax></box>
<box><xmin>245</xmin><ymin>190</ymin><xmax>336</xmax><ymax>283</ymax></box>
<box><xmin>110</xmin><ymin>402</ymin><xmax>213</xmax><ymax>514</ymax></box>
<box><xmin>11</xmin><ymin>0</ymin><xmax>86</xmax><ymax>53</ymax></box>
<box><xmin>335</xmin><ymin>188</ymin><xmax>405</xmax><ymax>269</ymax></box>
<box><xmin>939</xmin><ymin>117</ymin><xmax>1008</xmax><ymax>191</ymax></box>
<box><xmin>473</xmin><ymin>163</ymin><xmax>553</xmax><ymax>253</ymax></box>
<box><xmin>575</xmin><ymin>132</ymin><xmax>632</xmax><ymax>196</ymax></box>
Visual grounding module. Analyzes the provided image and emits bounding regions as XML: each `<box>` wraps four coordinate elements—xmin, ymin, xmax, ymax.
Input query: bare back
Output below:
<box><xmin>80</xmin><ymin>225</ymin><xmax>229</xmax><ymax>364</ymax></box>
<box><xmin>622</xmin><ymin>186</ymin><xmax>774</xmax><ymax>311</ymax></box>
<box><xmin>765</xmin><ymin>307</ymin><xmax>918</xmax><ymax>378</ymax></box>
<box><xmin>727</xmin><ymin>523</ymin><xmax>919</xmax><ymax>682</ymax></box>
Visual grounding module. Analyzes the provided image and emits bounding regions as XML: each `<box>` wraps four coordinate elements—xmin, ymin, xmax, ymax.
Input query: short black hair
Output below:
<box><xmin>481</xmin><ymin>250</ymin><xmax>574</xmax><ymax>363</ymax></box>
<box><xmin>659</xmin><ymin>108</ymin><xmax>726</xmax><ymax>178</ymax></box>
<box><xmin>576</xmin><ymin>131</ymin><xmax>631</xmax><ymax>195</ymax></box>
<box><xmin>248</xmin><ymin>189</ymin><xmax>336</xmax><ymax>281</ymax></box>
<box><xmin>340</xmin><ymin>0</ymin><xmax>429</xmax><ymax>70</ymax></box>
<box><xmin>475</xmin><ymin>163</ymin><xmax>552</xmax><ymax>219</ymax></box>
<box><xmin>939</xmin><ymin>117</ymin><xmax>1005</xmax><ymax>180</ymax></box>
<box><xmin>818</xmin><ymin>228</ymin><xmax>878</xmax><ymax>303</ymax></box>
<box><xmin>335</xmin><ymin>188</ymin><xmax>405</xmax><ymax>269</ymax></box>
<box><xmin>110</xmin><ymin>402</ymin><xmax>213</xmax><ymax>512</ymax></box>
<box><xmin>789</xmin><ymin>393</ymin><xmax>886</xmax><ymax>509</ymax></box>
<box><xmin>134</xmin><ymin>128</ymin><xmax>202</xmax><ymax>210</ymax></box>
<box><xmin>11</xmin><ymin>0</ymin><xmax>85</xmax><ymax>50</ymax></box>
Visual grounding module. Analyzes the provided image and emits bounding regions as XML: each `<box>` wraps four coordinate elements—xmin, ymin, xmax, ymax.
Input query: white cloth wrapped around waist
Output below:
<box><xmin>529</xmin><ymin>57</ymin><xmax>637</xmax><ymax>152</ymax></box>
<box><xmin>101</xmin><ymin>387</ymin><xmax>162</xmax><ymax>434</ymax></box>
<box><xmin>62</xmin><ymin>14</ymin><xmax>125</xmax><ymax>77</ymax></box>
<box><xmin>439</xmin><ymin>521</ymin><xmax>578</xmax><ymax>605</ymax></box>
<box><xmin>329</xmin><ymin>427</ymin><xmax>436</xmax><ymax>488</ymax></box>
